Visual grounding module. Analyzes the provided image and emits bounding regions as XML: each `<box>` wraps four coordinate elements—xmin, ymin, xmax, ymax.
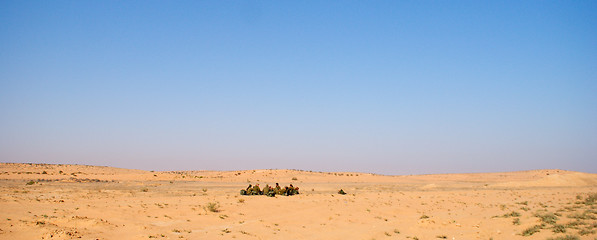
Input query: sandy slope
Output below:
<box><xmin>0</xmin><ymin>163</ymin><xmax>595</xmax><ymax>240</ymax></box>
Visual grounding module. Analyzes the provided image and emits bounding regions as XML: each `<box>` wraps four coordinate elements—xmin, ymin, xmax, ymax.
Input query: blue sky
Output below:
<box><xmin>1</xmin><ymin>1</ymin><xmax>596</xmax><ymax>174</ymax></box>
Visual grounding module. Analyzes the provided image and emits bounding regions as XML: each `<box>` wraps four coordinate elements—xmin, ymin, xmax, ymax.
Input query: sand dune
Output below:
<box><xmin>0</xmin><ymin>163</ymin><xmax>595</xmax><ymax>239</ymax></box>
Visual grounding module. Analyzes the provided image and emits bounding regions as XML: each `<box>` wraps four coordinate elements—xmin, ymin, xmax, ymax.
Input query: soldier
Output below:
<box><xmin>252</xmin><ymin>184</ymin><xmax>261</xmax><ymax>195</ymax></box>
<box><xmin>266</xmin><ymin>186</ymin><xmax>276</xmax><ymax>197</ymax></box>
<box><xmin>289</xmin><ymin>184</ymin><xmax>299</xmax><ymax>195</ymax></box>
<box><xmin>275</xmin><ymin>183</ymin><xmax>283</xmax><ymax>195</ymax></box>
<box><xmin>283</xmin><ymin>186</ymin><xmax>290</xmax><ymax>196</ymax></box>
<box><xmin>288</xmin><ymin>184</ymin><xmax>295</xmax><ymax>196</ymax></box>
<box><xmin>242</xmin><ymin>184</ymin><xmax>252</xmax><ymax>195</ymax></box>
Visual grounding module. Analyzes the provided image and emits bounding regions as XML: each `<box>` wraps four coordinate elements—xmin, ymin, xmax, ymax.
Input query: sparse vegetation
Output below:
<box><xmin>513</xmin><ymin>218</ymin><xmax>520</xmax><ymax>225</ymax></box>
<box><xmin>420</xmin><ymin>215</ymin><xmax>430</xmax><ymax>219</ymax></box>
<box><xmin>26</xmin><ymin>180</ymin><xmax>35</xmax><ymax>185</ymax></box>
<box><xmin>238</xmin><ymin>198</ymin><xmax>245</xmax><ymax>203</ymax></box>
<box><xmin>436</xmin><ymin>235</ymin><xmax>447</xmax><ymax>239</ymax></box>
<box><xmin>292</xmin><ymin>177</ymin><xmax>298</xmax><ymax>181</ymax></box>
<box><xmin>141</xmin><ymin>188</ymin><xmax>149</xmax><ymax>192</ymax></box>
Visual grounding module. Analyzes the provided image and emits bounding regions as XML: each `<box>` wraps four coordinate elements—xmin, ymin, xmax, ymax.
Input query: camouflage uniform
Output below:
<box><xmin>252</xmin><ymin>184</ymin><xmax>261</xmax><ymax>195</ymax></box>
<box><xmin>266</xmin><ymin>186</ymin><xmax>276</xmax><ymax>197</ymax></box>
<box><xmin>242</xmin><ymin>184</ymin><xmax>252</xmax><ymax>195</ymax></box>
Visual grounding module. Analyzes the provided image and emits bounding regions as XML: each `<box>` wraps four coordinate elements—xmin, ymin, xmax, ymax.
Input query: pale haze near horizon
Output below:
<box><xmin>1</xmin><ymin>1</ymin><xmax>596</xmax><ymax>175</ymax></box>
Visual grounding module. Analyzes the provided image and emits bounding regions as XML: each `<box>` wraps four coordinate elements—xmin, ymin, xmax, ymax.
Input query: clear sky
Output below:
<box><xmin>1</xmin><ymin>1</ymin><xmax>596</xmax><ymax>175</ymax></box>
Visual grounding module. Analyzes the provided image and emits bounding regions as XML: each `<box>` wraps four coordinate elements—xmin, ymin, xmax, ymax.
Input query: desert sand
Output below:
<box><xmin>0</xmin><ymin>163</ymin><xmax>595</xmax><ymax>240</ymax></box>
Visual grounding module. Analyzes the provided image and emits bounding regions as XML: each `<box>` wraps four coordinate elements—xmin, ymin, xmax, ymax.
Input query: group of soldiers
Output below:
<box><xmin>240</xmin><ymin>183</ymin><xmax>299</xmax><ymax>197</ymax></box>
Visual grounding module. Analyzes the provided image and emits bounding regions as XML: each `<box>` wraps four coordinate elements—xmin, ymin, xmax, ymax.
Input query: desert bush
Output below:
<box><xmin>292</xmin><ymin>177</ymin><xmax>298</xmax><ymax>180</ymax></box>
<box><xmin>141</xmin><ymin>188</ymin><xmax>148</xmax><ymax>192</ymax></box>
<box><xmin>26</xmin><ymin>180</ymin><xmax>35</xmax><ymax>185</ymax></box>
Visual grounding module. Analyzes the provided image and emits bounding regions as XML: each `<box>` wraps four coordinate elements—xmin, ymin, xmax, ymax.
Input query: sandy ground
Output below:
<box><xmin>0</xmin><ymin>163</ymin><xmax>595</xmax><ymax>240</ymax></box>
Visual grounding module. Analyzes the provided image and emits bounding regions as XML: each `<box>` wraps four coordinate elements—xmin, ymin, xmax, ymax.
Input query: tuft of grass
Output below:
<box><xmin>292</xmin><ymin>177</ymin><xmax>298</xmax><ymax>181</ymax></box>
<box><xmin>436</xmin><ymin>235</ymin><xmax>447</xmax><ymax>239</ymax></box>
<box><xmin>535</xmin><ymin>212</ymin><xmax>558</xmax><ymax>225</ymax></box>
<box><xmin>521</xmin><ymin>224</ymin><xmax>543</xmax><ymax>236</ymax></box>
<box><xmin>420</xmin><ymin>215</ymin><xmax>430</xmax><ymax>219</ymax></box>
<box><xmin>26</xmin><ymin>181</ymin><xmax>35</xmax><ymax>185</ymax></box>
<box><xmin>393</xmin><ymin>229</ymin><xmax>400</xmax><ymax>234</ymax></box>
<box><xmin>552</xmin><ymin>224</ymin><xmax>566</xmax><ymax>233</ymax></box>
<box><xmin>141</xmin><ymin>188</ymin><xmax>149</xmax><ymax>192</ymax></box>
<box><xmin>202</xmin><ymin>188</ymin><xmax>207</xmax><ymax>193</ymax></box>
<box><xmin>504</xmin><ymin>211</ymin><xmax>521</xmax><ymax>218</ymax></box>
<box><xmin>565</xmin><ymin>220</ymin><xmax>586</xmax><ymax>229</ymax></box>
<box><xmin>238</xmin><ymin>198</ymin><xmax>245</xmax><ymax>203</ymax></box>
<box><xmin>513</xmin><ymin>218</ymin><xmax>520</xmax><ymax>225</ymax></box>
<box><xmin>578</xmin><ymin>228</ymin><xmax>595</xmax><ymax>236</ymax></box>
<box><xmin>567</xmin><ymin>211</ymin><xmax>596</xmax><ymax>220</ymax></box>
<box><xmin>546</xmin><ymin>235</ymin><xmax>580</xmax><ymax>240</ymax></box>
<box><xmin>584</xmin><ymin>193</ymin><xmax>596</xmax><ymax>205</ymax></box>
<box><xmin>384</xmin><ymin>232</ymin><xmax>391</xmax><ymax>236</ymax></box>
<box><xmin>206</xmin><ymin>202</ymin><xmax>220</xmax><ymax>212</ymax></box>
